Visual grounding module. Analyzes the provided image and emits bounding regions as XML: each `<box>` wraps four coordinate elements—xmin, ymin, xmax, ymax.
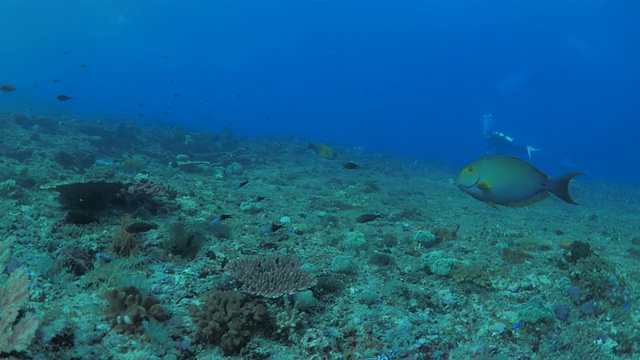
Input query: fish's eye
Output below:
<box><xmin>468</xmin><ymin>167</ymin><xmax>474</xmax><ymax>172</ymax></box>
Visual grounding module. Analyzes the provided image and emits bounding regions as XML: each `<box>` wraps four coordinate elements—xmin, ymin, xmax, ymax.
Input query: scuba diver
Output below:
<box><xmin>482</xmin><ymin>114</ymin><xmax>540</xmax><ymax>160</ymax></box>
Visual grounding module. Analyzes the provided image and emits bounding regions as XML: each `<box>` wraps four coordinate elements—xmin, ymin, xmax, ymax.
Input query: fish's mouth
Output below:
<box><xmin>457</xmin><ymin>178</ymin><xmax>479</xmax><ymax>189</ymax></box>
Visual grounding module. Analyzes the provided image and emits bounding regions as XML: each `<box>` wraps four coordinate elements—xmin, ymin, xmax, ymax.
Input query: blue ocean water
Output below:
<box><xmin>1</xmin><ymin>1</ymin><xmax>638</xmax><ymax>182</ymax></box>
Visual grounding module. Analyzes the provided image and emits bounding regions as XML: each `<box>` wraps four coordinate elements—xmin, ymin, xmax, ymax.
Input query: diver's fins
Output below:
<box><xmin>526</xmin><ymin>146</ymin><xmax>541</xmax><ymax>159</ymax></box>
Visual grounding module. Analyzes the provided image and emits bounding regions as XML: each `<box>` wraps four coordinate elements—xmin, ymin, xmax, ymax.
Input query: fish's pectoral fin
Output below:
<box><xmin>477</xmin><ymin>182</ymin><xmax>491</xmax><ymax>190</ymax></box>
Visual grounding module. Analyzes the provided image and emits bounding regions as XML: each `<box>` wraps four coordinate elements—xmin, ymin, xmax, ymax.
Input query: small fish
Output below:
<box><xmin>260</xmin><ymin>224</ymin><xmax>284</xmax><ymax>233</ymax></box>
<box><xmin>344</xmin><ymin>161</ymin><xmax>359</xmax><ymax>169</ymax></box>
<box><xmin>80</xmin><ymin>64</ymin><xmax>88</xmax><ymax>68</ymax></box>
<box><xmin>173</xmin><ymin>93</ymin><xmax>181</xmax><ymax>97</ymax></box>
<box><xmin>457</xmin><ymin>155</ymin><xmax>584</xmax><ymax>207</ymax></box>
<box><xmin>52</xmin><ymin>80</ymin><xmax>60</xmax><ymax>83</ymax></box>
<box><xmin>186</xmin><ymin>234</ymin><xmax>195</xmax><ymax>247</ymax></box>
<box><xmin>96</xmin><ymin>252</ymin><xmax>114</xmax><ymax>262</ymax></box>
<box><xmin>63</xmin><ymin>50</ymin><xmax>70</xmax><ymax>55</ymax></box>
<box><xmin>64</xmin><ymin>210</ymin><xmax>98</xmax><ymax>224</ymax></box>
<box><xmin>209</xmin><ymin>214</ymin><xmax>233</xmax><ymax>225</ymax></box>
<box><xmin>1</xmin><ymin>84</ymin><xmax>16</xmax><ymax>92</ymax></box>
<box><xmin>512</xmin><ymin>322</ymin><xmax>523</xmax><ymax>329</ymax></box>
<box><xmin>56</xmin><ymin>94</ymin><xmax>73</xmax><ymax>101</ymax></box>
<box><xmin>232</xmin><ymin>180</ymin><xmax>249</xmax><ymax>190</ymax></box>
<box><xmin>125</xmin><ymin>222</ymin><xmax>159</xmax><ymax>233</ymax></box>
<box><xmin>308</xmin><ymin>143</ymin><xmax>335</xmax><ymax>160</ymax></box>
<box><xmin>356</xmin><ymin>214</ymin><xmax>382</xmax><ymax>223</ymax></box>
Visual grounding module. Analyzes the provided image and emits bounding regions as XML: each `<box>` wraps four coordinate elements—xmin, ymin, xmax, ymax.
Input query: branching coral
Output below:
<box><xmin>103</xmin><ymin>286</ymin><xmax>168</xmax><ymax>334</ymax></box>
<box><xmin>189</xmin><ymin>290</ymin><xmax>267</xmax><ymax>355</ymax></box>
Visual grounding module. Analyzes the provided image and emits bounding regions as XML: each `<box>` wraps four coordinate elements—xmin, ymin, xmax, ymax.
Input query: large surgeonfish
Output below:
<box><xmin>457</xmin><ymin>155</ymin><xmax>584</xmax><ymax>207</ymax></box>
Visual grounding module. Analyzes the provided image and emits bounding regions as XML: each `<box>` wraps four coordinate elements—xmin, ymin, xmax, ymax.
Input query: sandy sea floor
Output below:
<box><xmin>1</xmin><ymin>113</ymin><xmax>639</xmax><ymax>360</ymax></box>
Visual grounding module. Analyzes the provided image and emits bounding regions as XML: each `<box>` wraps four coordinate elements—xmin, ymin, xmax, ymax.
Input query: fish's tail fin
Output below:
<box><xmin>547</xmin><ymin>172</ymin><xmax>585</xmax><ymax>205</ymax></box>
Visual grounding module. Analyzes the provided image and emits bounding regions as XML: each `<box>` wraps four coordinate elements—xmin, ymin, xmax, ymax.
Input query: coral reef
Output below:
<box><xmin>103</xmin><ymin>286</ymin><xmax>169</xmax><ymax>334</ymax></box>
<box><xmin>189</xmin><ymin>290</ymin><xmax>268</xmax><ymax>355</ymax></box>
<box><xmin>225</xmin><ymin>256</ymin><xmax>317</xmax><ymax>298</ymax></box>
<box><xmin>1</xmin><ymin>113</ymin><xmax>638</xmax><ymax>359</ymax></box>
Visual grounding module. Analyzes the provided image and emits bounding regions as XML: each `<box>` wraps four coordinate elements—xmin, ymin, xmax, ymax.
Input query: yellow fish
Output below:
<box><xmin>457</xmin><ymin>155</ymin><xmax>584</xmax><ymax>207</ymax></box>
<box><xmin>308</xmin><ymin>143</ymin><xmax>335</xmax><ymax>160</ymax></box>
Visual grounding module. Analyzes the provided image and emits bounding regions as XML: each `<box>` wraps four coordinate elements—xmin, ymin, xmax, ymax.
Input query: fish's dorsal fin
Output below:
<box><xmin>503</xmin><ymin>155</ymin><xmax>549</xmax><ymax>179</ymax></box>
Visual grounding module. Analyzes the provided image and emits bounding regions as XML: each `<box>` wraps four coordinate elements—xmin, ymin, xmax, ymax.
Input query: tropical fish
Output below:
<box><xmin>356</xmin><ymin>214</ymin><xmax>382</xmax><ymax>223</ymax></box>
<box><xmin>344</xmin><ymin>161</ymin><xmax>359</xmax><ymax>169</ymax></box>
<box><xmin>308</xmin><ymin>143</ymin><xmax>335</xmax><ymax>160</ymax></box>
<box><xmin>259</xmin><ymin>223</ymin><xmax>284</xmax><ymax>233</ymax></box>
<box><xmin>1</xmin><ymin>84</ymin><xmax>16</xmax><ymax>92</ymax></box>
<box><xmin>95</xmin><ymin>252</ymin><xmax>114</xmax><ymax>263</ymax></box>
<box><xmin>232</xmin><ymin>180</ymin><xmax>249</xmax><ymax>190</ymax></box>
<box><xmin>125</xmin><ymin>222</ymin><xmax>159</xmax><ymax>233</ymax></box>
<box><xmin>209</xmin><ymin>214</ymin><xmax>232</xmax><ymax>225</ymax></box>
<box><xmin>56</xmin><ymin>94</ymin><xmax>73</xmax><ymax>101</ymax></box>
<box><xmin>456</xmin><ymin>155</ymin><xmax>584</xmax><ymax>207</ymax></box>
